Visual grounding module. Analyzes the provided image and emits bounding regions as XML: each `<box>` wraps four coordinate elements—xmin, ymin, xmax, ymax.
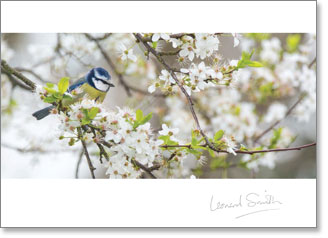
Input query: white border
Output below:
<box><xmin>1</xmin><ymin>1</ymin><xmax>316</xmax><ymax>33</ymax></box>
<box><xmin>1</xmin><ymin>179</ymin><xmax>316</xmax><ymax>227</ymax></box>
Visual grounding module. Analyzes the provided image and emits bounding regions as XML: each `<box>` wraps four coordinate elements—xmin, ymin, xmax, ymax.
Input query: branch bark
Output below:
<box><xmin>1</xmin><ymin>60</ymin><xmax>36</xmax><ymax>90</ymax></box>
<box><xmin>161</xmin><ymin>142</ymin><xmax>316</xmax><ymax>155</ymax></box>
<box><xmin>77</xmin><ymin>127</ymin><xmax>96</xmax><ymax>179</ymax></box>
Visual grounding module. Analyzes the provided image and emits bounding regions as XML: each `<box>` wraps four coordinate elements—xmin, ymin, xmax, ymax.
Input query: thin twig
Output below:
<box><xmin>77</xmin><ymin>127</ymin><xmax>96</xmax><ymax>179</ymax></box>
<box><xmin>132</xmin><ymin>159</ymin><xmax>157</xmax><ymax>179</ymax></box>
<box><xmin>161</xmin><ymin>142</ymin><xmax>316</xmax><ymax>155</ymax></box>
<box><xmin>134</xmin><ymin>33</ymin><xmax>216</xmax><ymax>151</ymax></box>
<box><xmin>309</xmin><ymin>57</ymin><xmax>316</xmax><ymax>68</ymax></box>
<box><xmin>75</xmin><ymin>150</ymin><xmax>84</xmax><ymax>179</ymax></box>
<box><xmin>90</xmin><ymin>127</ymin><xmax>109</xmax><ymax>163</ymax></box>
<box><xmin>254</xmin><ymin>94</ymin><xmax>305</xmax><ymax>143</ymax></box>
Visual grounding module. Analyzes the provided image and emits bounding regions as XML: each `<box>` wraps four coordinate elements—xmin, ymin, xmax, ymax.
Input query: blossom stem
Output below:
<box><xmin>160</xmin><ymin>142</ymin><xmax>316</xmax><ymax>155</ymax></box>
<box><xmin>77</xmin><ymin>127</ymin><xmax>96</xmax><ymax>179</ymax></box>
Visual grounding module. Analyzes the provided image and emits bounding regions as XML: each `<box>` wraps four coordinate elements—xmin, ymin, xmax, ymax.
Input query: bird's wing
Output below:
<box><xmin>68</xmin><ymin>77</ymin><xmax>87</xmax><ymax>92</ymax></box>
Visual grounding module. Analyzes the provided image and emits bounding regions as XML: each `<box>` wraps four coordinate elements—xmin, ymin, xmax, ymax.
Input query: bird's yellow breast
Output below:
<box><xmin>80</xmin><ymin>83</ymin><xmax>107</xmax><ymax>102</ymax></box>
<box><xmin>62</xmin><ymin>83</ymin><xmax>107</xmax><ymax>107</ymax></box>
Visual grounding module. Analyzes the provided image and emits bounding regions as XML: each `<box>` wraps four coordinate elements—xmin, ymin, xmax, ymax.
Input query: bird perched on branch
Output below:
<box><xmin>32</xmin><ymin>67</ymin><xmax>114</xmax><ymax>120</ymax></box>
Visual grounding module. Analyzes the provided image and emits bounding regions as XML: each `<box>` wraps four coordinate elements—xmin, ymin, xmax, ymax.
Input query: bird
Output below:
<box><xmin>32</xmin><ymin>67</ymin><xmax>114</xmax><ymax>120</ymax></box>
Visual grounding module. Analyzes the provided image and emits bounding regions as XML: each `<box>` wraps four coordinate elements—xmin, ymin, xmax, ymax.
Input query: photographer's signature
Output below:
<box><xmin>210</xmin><ymin>190</ymin><xmax>283</xmax><ymax>219</ymax></box>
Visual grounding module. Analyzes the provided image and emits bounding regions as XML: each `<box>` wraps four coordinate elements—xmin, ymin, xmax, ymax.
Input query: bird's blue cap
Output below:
<box><xmin>91</xmin><ymin>67</ymin><xmax>111</xmax><ymax>80</ymax></box>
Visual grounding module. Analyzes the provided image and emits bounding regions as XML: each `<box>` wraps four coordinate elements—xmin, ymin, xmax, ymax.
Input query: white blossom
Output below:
<box><xmin>194</xmin><ymin>33</ymin><xmax>219</xmax><ymax>59</ymax></box>
<box><xmin>152</xmin><ymin>33</ymin><xmax>170</xmax><ymax>42</ymax></box>
<box><xmin>264</xmin><ymin>103</ymin><xmax>287</xmax><ymax>123</ymax></box>
<box><xmin>118</xmin><ymin>44</ymin><xmax>137</xmax><ymax>62</ymax></box>
<box><xmin>260</xmin><ymin>37</ymin><xmax>281</xmax><ymax>64</ymax></box>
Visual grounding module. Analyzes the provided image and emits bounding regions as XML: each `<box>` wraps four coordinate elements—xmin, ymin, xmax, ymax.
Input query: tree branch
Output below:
<box><xmin>309</xmin><ymin>57</ymin><xmax>316</xmax><ymax>68</ymax></box>
<box><xmin>134</xmin><ymin>33</ymin><xmax>216</xmax><ymax>151</ymax></box>
<box><xmin>75</xmin><ymin>150</ymin><xmax>84</xmax><ymax>179</ymax></box>
<box><xmin>131</xmin><ymin>159</ymin><xmax>157</xmax><ymax>179</ymax></box>
<box><xmin>161</xmin><ymin>142</ymin><xmax>316</xmax><ymax>155</ymax></box>
<box><xmin>254</xmin><ymin>94</ymin><xmax>305</xmax><ymax>143</ymax></box>
<box><xmin>1</xmin><ymin>60</ymin><xmax>36</xmax><ymax>90</ymax></box>
<box><xmin>77</xmin><ymin>127</ymin><xmax>96</xmax><ymax>179</ymax></box>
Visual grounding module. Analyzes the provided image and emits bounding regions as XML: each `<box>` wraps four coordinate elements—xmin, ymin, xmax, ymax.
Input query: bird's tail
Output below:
<box><xmin>32</xmin><ymin>106</ymin><xmax>55</xmax><ymax>120</ymax></box>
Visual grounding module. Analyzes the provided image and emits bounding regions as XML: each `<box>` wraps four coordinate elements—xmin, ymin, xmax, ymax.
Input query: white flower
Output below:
<box><xmin>181</xmin><ymin>62</ymin><xmax>215</xmax><ymax>92</ymax></box>
<box><xmin>197</xmin><ymin>156</ymin><xmax>207</xmax><ymax>166</ymax></box>
<box><xmin>264</xmin><ymin>103</ymin><xmax>287</xmax><ymax>123</ymax></box>
<box><xmin>222</xmin><ymin>137</ymin><xmax>237</xmax><ymax>156</ymax></box>
<box><xmin>194</xmin><ymin>33</ymin><xmax>220</xmax><ymax>59</ymax></box>
<box><xmin>169</xmin><ymin>38</ymin><xmax>183</xmax><ymax>48</ymax></box>
<box><xmin>159</xmin><ymin>124</ymin><xmax>179</xmax><ymax>141</ymax></box>
<box><xmin>148</xmin><ymin>83</ymin><xmax>156</xmax><ymax>93</ymax></box>
<box><xmin>35</xmin><ymin>84</ymin><xmax>47</xmax><ymax>96</ymax></box>
<box><xmin>118</xmin><ymin>44</ymin><xmax>137</xmax><ymax>62</ymax></box>
<box><xmin>179</xmin><ymin>42</ymin><xmax>195</xmax><ymax>61</ymax></box>
<box><xmin>159</xmin><ymin>70</ymin><xmax>175</xmax><ymax>84</ymax></box>
<box><xmin>231</xmin><ymin>33</ymin><xmax>241</xmax><ymax>47</ymax></box>
<box><xmin>230</xmin><ymin>60</ymin><xmax>239</xmax><ymax>67</ymax></box>
<box><xmin>209</xmin><ymin>66</ymin><xmax>223</xmax><ymax>80</ymax></box>
<box><xmin>260</xmin><ymin>37</ymin><xmax>281</xmax><ymax>64</ymax></box>
<box><xmin>152</xmin><ymin>33</ymin><xmax>170</xmax><ymax>42</ymax></box>
<box><xmin>190</xmin><ymin>175</ymin><xmax>196</xmax><ymax>179</ymax></box>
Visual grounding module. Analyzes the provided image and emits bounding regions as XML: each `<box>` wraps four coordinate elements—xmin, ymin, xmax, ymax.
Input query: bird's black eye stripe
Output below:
<box><xmin>98</xmin><ymin>79</ymin><xmax>110</xmax><ymax>85</ymax></box>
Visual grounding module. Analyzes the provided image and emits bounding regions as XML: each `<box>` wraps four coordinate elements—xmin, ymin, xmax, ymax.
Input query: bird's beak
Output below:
<box><xmin>108</xmin><ymin>82</ymin><xmax>115</xmax><ymax>88</ymax></box>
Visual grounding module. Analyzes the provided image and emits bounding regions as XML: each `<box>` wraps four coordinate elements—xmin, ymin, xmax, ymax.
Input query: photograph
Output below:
<box><xmin>1</xmin><ymin>32</ymin><xmax>316</xmax><ymax>179</ymax></box>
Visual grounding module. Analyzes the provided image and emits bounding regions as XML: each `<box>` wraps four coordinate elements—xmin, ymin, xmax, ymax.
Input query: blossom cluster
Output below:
<box><xmin>56</xmin><ymin>100</ymin><xmax>163</xmax><ymax>179</ymax></box>
<box><xmin>146</xmin><ymin>33</ymin><xmax>242</xmax><ymax>95</ymax></box>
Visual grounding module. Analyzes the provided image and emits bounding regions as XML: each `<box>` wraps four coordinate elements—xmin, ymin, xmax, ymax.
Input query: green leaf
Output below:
<box><xmin>63</xmin><ymin>94</ymin><xmax>73</xmax><ymax>100</ymax></box>
<box><xmin>133</xmin><ymin>110</ymin><xmax>152</xmax><ymax>129</ymax></box>
<box><xmin>269</xmin><ymin>127</ymin><xmax>282</xmax><ymax>149</ymax></box>
<box><xmin>214</xmin><ymin>130</ymin><xmax>224</xmax><ymax>142</ymax></box>
<box><xmin>152</xmin><ymin>41</ymin><xmax>158</xmax><ymax>49</ymax></box>
<box><xmin>158</xmin><ymin>135</ymin><xmax>170</xmax><ymax>144</ymax></box>
<box><xmin>88</xmin><ymin>107</ymin><xmax>99</xmax><ymax>120</ymax></box>
<box><xmin>46</xmin><ymin>83</ymin><xmax>54</xmax><ymax>88</ymax></box>
<box><xmin>136</xmin><ymin>109</ymin><xmax>143</xmax><ymax>122</ymax></box>
<box><xmin>81</xmin><ymin>118</ymin><xmax>91</xmax><ymax>125</ymax></box>
<box><xmin>58</xmin><ymin>77</ymin><xmax>70</xmax><ymax>94</ymax></box>
<box><xmin>207</xmin><ymin>147</ymin><xmax>216</xmax><ymax>158</ymax></box>
<box><xmin>44</xmin><ymin>87</ymin><xmax>57</xmax><ymax>94</ymax></box>
<box><xmin>53</xmin><ymin>92</ymin><xmax>63</xmax><ymax>99</ymax></box>
<box><xmin>245</xmin><ymin>60</ymin><xmax>263</xmax><ymax>67</ymax></box>
<box><xmin>286</xmin><ymin>34</ymin><xmax>301</xmax><ymax>53</ymax></box>
<box><xmin>239</xmin><ymin>144</ymin><xmax>248</xmax><ymax>151</ymax></box>
<box><xmin>43</xmin><ymin>96</ymin><xmax>56</xmax><ymax>103</ymax></box>
<box><xmin>237</xmin><ymin>50</ymin><xmax>263</xmax><ymax>69</ymax></box>
<box><xmin>193</xmin><ymin>145</ymin><xmax>207</xmax><ymax>150</ymax></box>
<box><xmin>139</xmin><ymin>112</ymin><xmax>152</xmax><ymax>125</ymax></box>
<box><xmin>187</xmin><ymin>148</ymin><xmax>202</xmax><ymax>156</ymax></box>
<box><xmin>191</xmin><ymin>137</ymin><xmax>198</xmax><ymax>147</ymax></box>
<box><xmin>245</xmin><ymin>33</ymin><xmax>271</xmax><ymax>41</ymax></box>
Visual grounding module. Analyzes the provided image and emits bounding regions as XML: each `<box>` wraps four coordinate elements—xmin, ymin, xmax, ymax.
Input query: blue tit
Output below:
<box><xmin>32</xmin><ymin>67</ymin><xmax>114</xmax><ymax>120</ymax></box>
